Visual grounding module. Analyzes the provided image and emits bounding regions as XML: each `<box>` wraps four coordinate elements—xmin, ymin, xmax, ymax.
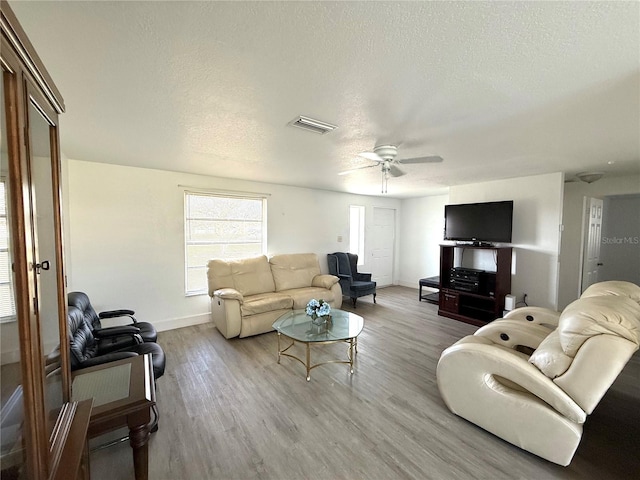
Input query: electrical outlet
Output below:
<box><xmin>337</xmin><ymin>235</ymin><xmax>343</xmax><ymax>242</ymax></box>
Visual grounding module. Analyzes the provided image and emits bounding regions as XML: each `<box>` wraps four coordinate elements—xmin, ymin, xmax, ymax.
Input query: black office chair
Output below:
<box><xmin>327</xmin><ymin>252</ymin><xmax>377</xmax><ymax>307</ymax></box>
<box><xmin>67</xmin><ymin>305</ymin><xmax>166</xmax><ymax>380</ymax></box>
<box><xmin>68</xmin><ymin>291</ymin><xmax>158</xmax><ymax>351</ymax></box>
<box><xmin>67</xmin><ymin>305</ymin><xmax>165</xmax><ymax>433</ymax></box>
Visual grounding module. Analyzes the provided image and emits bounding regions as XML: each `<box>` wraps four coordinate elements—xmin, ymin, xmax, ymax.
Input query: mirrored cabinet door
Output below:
<box><xmin>26</xmin><ymin>92</ymin><xmax>67</xmax><ymax>447</ymax></box>
<box><xmin>1</xmin><ymin>59</ymin><xmax>28</xmax><ymax>480</ymax></box>
<box><xmin>2</xmin><ymin>1</ymin><xmax>92</xmax><ymax>479</ymax></box>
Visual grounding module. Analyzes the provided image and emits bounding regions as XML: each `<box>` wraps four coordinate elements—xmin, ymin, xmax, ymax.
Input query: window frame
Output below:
<box><xmin>349</xmin><ymin>205</ymin><xmax>365</xmax><ymax>266</ymax></box>
<box><xmin>183</xmin><ymin>190</ymin><xmax>267</xmax><ymax>296</ymax></box>
<box><xmin>0</xmin><ymin>177</ymin><xmax>16</xmax><ymax>323</ymax></box>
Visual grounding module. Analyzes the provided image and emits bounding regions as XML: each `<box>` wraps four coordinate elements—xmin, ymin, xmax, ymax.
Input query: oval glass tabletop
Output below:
<box><xmin>272</xmin><ymin>309</ymin><xmax>364</xmax><ymax>343</ymax></box>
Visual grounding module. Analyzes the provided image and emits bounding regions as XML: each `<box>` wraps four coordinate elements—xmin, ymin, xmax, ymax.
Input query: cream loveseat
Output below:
<box><xmin>207</xmin><ymin>253</ymin><xmax>342</xmax><ymax>339</ymax></box>
<box><xmin>437</xmin><ymin>281</ymin><xmax>640</xmax><ymax>466</ymax></box>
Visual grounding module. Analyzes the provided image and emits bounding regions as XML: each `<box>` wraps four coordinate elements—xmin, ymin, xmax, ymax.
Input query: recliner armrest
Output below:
<box><xmin>214</xmin><ymin>288</ymin><xmax>244</xmax><ymax>303</ymax></box>
<box><xmin>438</xmin><ymin>338</ymin><xmax>586</xmax><ymax>423</ymax></box>
<box><xmin>312</xmin><ymin>274</ymin><xmax>339</xmax><ymax>289</ymax></box>
<box><xmin>93</xmin><ymin>325</ymin><xmax>141</xmax><ymax>337</ymax></box>
<box><xmin>99</xmin><ymin>309</ymin><xmax>137</xmax><ymax>324</ymax></box>
<box><xmin>504</xmin><ymin>306</ymin><xmax>561</xmax><ymax>329</ymax></box>
<box><xmin>99</xmin><ymin>309</ymin><xmax>135</xmax><ymax>318</ymax></box>
<box><xmin>93</xmin><ymin>325</ymin><xmax>143</xmax><ymax>344</ymax></box>
<box><xmin>474</xmin><ymin>319</ymin><xmax>554</xmax><ymax>351</ymax></box>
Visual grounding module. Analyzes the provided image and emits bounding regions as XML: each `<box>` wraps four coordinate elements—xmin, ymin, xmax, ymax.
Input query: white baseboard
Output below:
<box><xmin>1</xmin><ymin>349</ymin><xmax>21</xmax><ymax>365</ymax></box>
<box><xmin>154</xmin><ymin>312</ymin><xmax>211</xmax><ymax>332</ymax></box>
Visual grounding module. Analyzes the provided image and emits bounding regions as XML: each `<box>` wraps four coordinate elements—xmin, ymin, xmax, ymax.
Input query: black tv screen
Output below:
<box><xmin>444</xmin><ymin>201</ymin><xmax>513</xmax><ymax>244</ymax></box>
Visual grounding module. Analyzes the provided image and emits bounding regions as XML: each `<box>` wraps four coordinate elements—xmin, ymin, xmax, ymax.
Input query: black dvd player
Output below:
<box><xmin>449</xmin><ymin>267</ymin><xmax>497</xmax><ymax>296</ymax></box>
<box><xmin>450</xmin><ymin>267</ymin><xmax>482</xmax><ymax>293</ymax></box>
<box><xmin>450</xmin><ymin>267</ymin><xmax>483</xmax><ymax>282</ymax></box>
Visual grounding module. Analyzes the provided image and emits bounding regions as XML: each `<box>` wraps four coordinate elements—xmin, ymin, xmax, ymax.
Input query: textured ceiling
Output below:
<box><xmin>9</xmin><ymin>1</ymin><xmax>640</xmax><ymax>198</ymax></box>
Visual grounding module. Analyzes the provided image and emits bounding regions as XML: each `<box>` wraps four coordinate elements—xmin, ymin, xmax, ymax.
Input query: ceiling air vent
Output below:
<box><xmin>288</xmin><ymin>116</ymin><xmax>337</xmax><ymax>135</ymax></box>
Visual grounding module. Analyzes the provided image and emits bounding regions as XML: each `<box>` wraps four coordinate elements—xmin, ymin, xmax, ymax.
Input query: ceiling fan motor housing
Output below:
<box><xmin>373</xmin><ymin>145</ymin><xmax>398</xmax><ymax>160</ymax></box>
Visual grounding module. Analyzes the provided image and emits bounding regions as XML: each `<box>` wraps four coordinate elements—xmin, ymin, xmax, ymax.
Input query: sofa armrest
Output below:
<box><xmin>312</xmin><ymin>274</ymin><xmax>339</xmax><ymax>289</ymax></box>
<box><xmin>214</xmin><ymin>288</ymin><xmax>244</xmax><ymax>304</ymax></box>
<box><xmin>504</xmin><ymin>307</ymin><xmax>561</xmax><ymax>329</ymax></box>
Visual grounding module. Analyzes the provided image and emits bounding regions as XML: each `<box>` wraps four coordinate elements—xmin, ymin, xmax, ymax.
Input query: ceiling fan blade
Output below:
<box><xmin>358</xmin><ymin>151</ymin><xmax>383</xmax><ymax>162</ymax></box>
<box><xmin>388</xmin><ymin>165</ymin><xmax>405</xmax><ymax>177</ymax></box>
<box><xmin>398</xmin><ymin>155</ymin><xmax>444</xmax><ymax>164</ymax></box>
<box><xmin>338</xmin><ymin>164</ymin><xmax>378</xmax><ymax>176</ymax></box>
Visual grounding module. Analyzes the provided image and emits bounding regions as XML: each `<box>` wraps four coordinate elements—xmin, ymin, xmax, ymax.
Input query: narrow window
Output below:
<box><xmin>349</xmin><ymin>205</ymin><xmax>365</xmax><ymax>266</ymax></box>
<box><xmin>184</xmin><ymin>192</ymin><xmax>266</xmax><ymax>295</ymax></box>
<box><xmin>0</xmin><ymin>179</ymin><xmax>16</xmax><ymax>322</ymax></box>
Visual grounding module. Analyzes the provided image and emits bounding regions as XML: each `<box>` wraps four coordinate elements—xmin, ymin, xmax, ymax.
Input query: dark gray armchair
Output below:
<box><xmin>327</xmin><ymin>252</ymin><xmax>377</xmax><ymax>307</ymax></box>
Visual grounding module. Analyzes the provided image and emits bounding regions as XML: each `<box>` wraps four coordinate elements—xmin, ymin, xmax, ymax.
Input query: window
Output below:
<box><xmin>184</xmin><ymin>192</ymin><xmax>266</xmax><ymax>295</ymax></box>
<box><xmin>349</xmin><ymin>205</ymin><xmax>365</xmax><ymax>266</ymax></box>
<box><xmin>0</xmin><ymin>179</ymin><xmax>16</xmax><ymax>322</ymax></box>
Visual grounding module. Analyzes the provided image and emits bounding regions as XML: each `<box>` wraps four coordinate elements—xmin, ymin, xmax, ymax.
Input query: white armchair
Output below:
<box><xmin>437</xmin><ymin>281</ymin><xmax>640</xmax><ymax>466</ymax></box>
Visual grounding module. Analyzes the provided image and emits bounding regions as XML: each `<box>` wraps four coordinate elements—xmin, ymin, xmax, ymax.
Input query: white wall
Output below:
<box><xmin>66</xmin><ymin>160</ymin><xmax>401</xmax><ymax>331</ymax></box>
<box><xmin>449</xmin><ymin>172</ymin><xmax>564</xmax><ymax>309</ymax></box>
<box><xmin>397</xmin><ymin>194</ymin><xmax>449</xmax><ymax>287</ymax></box>
<box><xmin>66</xmin><ymin>160</ymin><xmax>607</xmax><ymax>328</ymax></box>
<box><xmin>558</xmin><ymin>175</ymin><xmax>640</xmax><ymax>308</ymax></box>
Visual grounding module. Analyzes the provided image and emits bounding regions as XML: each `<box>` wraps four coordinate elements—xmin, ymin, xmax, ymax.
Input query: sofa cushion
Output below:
<box><xmin>233</xmin><ymin>256</ymin><xmax>276</xmax><ymax>296</ymax></box>
<box><xmin>269</xmin><ymin>253</ymin><xmax>321</xmax><ymax>291</ymax></box>
<box><xmin>208</xmin><ymin>256</ymin><xmax>275</xmax><ymax>297</ymax></box>
<box><xmin>529</xmin><ymin>330</ymin><xmax>573</xmax><ymax>378</ymax></box>
<box><xmin>279</xmin><ymin>287</ymin><xmax>337</xmax><ymax>309</ymax></box>
<box><xmin>558</xmin><ymin>295</ymin><xmax>640</xmax><ymax>356</ymax></box>
<box><xmin>241</xmin><ymin>292</ymin><xmax>293</xmax><ymax>316</ymax></box>
<box><xmin>207</xmin><ymin>258</ymin><xmax>235</xmax><ymax>295</ymax></box>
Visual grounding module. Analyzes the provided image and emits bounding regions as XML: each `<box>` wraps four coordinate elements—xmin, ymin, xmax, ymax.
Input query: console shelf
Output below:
<box><xmin>438</xmin><ymin>245</ymin><xmax>512</xmax><ymax>326</ymax></box>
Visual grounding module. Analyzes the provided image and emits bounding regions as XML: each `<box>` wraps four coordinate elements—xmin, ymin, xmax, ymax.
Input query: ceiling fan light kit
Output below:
<box><xmin>577</xmin><ymin>171</ymin><xmax>605</xmax><ymax>183</ymax></box>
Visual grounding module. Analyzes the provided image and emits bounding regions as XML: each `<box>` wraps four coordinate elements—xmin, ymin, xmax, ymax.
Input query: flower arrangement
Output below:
<box><xmin>306</xmin><ymin>298</ymin><xmax>331</xmax><ymax>322</ymax></box>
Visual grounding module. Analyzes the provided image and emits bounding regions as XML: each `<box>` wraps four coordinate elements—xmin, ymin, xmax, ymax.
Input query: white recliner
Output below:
<box><xmin>437</xmin><ymin>281</ymin><xmax>640</xmax><ymax>466</ymax></box>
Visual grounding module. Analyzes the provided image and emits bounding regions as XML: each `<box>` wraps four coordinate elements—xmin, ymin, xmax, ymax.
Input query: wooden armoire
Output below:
<box><xmin>1</xmin><ymin>2</ymin><xmax>92</xmax><ymax>479</ymax></box>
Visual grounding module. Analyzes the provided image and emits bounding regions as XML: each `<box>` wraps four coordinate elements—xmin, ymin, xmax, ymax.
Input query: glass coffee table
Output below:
<box><xmin>272</xmin><ymin>309</ymin><xmax>364</xmax><ymax>381</ymax></box>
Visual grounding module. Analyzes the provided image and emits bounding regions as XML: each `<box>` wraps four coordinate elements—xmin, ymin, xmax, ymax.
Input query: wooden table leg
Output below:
<box><xmin>129</xmin><ymin>423</ymin><xmax>150</xmax><ymax>480</ymax></box>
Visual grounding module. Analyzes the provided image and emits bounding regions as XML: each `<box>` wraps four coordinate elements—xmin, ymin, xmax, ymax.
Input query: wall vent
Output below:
<box><xmin>288</xmin><ymin>116</ymin><xmax>337</xmax><ymax>135</ymax></box>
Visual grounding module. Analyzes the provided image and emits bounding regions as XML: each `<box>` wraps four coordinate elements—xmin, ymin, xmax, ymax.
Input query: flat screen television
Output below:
<box><xmin>444</xmin><ymin>200</ymin><xmax>513</xmax><ymax>244</ymax></box>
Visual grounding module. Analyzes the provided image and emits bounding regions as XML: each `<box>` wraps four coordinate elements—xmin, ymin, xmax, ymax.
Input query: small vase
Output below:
<box><xmin>311</xmin><ymin>314</ymin><xmax>326</xmax><ymax>326</ymax></box>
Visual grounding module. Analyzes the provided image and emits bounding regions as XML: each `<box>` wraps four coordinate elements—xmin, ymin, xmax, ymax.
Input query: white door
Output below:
<box><xmin>580</xmin><ymin>197</ymin><xmax>603</xmax><ymax>293</ymax></box>
<box><xmin>371</xmin><ymin>207</ymin><xmax>395</xmax><ymax>286</ymax></box>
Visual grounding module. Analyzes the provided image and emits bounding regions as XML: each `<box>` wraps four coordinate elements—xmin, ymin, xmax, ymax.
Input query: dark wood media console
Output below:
<box><xmin>438</xmin><ymin>244</ymin><xmax>512</xmax><ymax>326</ymax></box>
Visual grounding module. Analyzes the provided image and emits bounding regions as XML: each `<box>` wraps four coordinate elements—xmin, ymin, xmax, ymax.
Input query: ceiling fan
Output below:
<box><xmin>339</xmin><ymin>145</ymin><xmax>443</xmax><ymax>193</ymax></box>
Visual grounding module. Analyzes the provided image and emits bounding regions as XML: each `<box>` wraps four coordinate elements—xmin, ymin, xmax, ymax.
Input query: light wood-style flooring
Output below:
<box><xmin>90</xmin><ymin>286</ymin><xmax>640</xmax><ymax>479</ymax></box>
